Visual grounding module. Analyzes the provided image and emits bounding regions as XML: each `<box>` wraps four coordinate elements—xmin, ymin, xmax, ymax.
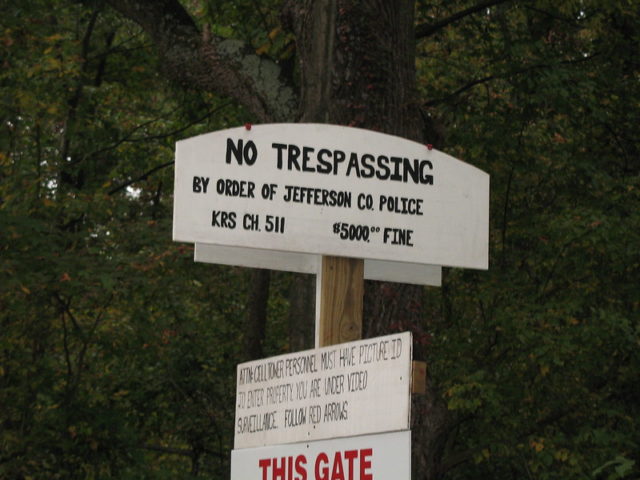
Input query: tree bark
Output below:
<box><xmin>285</xmin><ymin>2</ymin><xmax>450</xmax><ymax>478</ymax></box>
<box><xmin>244</xmin><ymin>269</ymin><xmax>270</xmax><ymax>360</ymax></box>
<box><xmin>287</xmin><ymin>274</ymin><xmax>315</xmax><ymax>352</ymax></box>
<box><xmin>105</xmin><ymin>0</ymin><xmax>297</xmax><ymax>122</ymax></box>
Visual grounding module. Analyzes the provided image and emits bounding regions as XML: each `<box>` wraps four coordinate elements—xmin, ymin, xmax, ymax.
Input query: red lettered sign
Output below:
<box><xmin>231</xmin><ymin>431</ymin><xmax>410</xmax><ymax>480</ymax></box>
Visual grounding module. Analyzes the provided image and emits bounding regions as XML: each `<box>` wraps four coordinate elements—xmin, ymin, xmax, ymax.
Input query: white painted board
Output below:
<box><xmin>194</xmin><ymin>243</ymin><xmax>442</xmax><ymax>286</ymax></box>
<box><xmin>195</xmin><ymin>243</ymin><xmax>319</xmax><ymax>274</ymax></box>
<box><xmin>231</xmin><ymin>430</ymin><xmax>411</xmax><ymax>480</ymax></box>
<box><xmin>234</xmin><ymin>332</ymin><xmax>411</xmax><ymax>449</ymax></box>
<box><xmin>173</xmin><ymin>123</ymin><xmax>489</xmax><ymax>269</ymax></box>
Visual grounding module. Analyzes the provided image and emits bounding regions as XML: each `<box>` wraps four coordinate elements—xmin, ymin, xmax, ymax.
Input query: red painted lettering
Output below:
<box><xmin>331</xmin><ymin>452</ymin><xmax>345</xmax><ymax>480</ymax></box>
<box><xmin>344</xmin><ymin>450</ymin><xmax>358</xmax><ymax>480</ymax></box>
<box><xmin>315</xmin><ymin>452</ymin><xmax>329</xmax><ymax>480</ymax></box>
<box><xmin>274</xmin><ymin>457</ymin><xmax>287</xmax><ymax>480</ymax></box>
<box><xmin>360</xmin><ymin>449</ymin><xmax>373</xmax><ymax>480</ymax></box>
<box><xmin>259</xmin><ymin>458</ymin><xmax>271</xmax><ymax>480</ymax></box>
<box><xmin>295</xmin><ymin>455</ymin><xmax>308</xmax><ymax>480</ymax></box>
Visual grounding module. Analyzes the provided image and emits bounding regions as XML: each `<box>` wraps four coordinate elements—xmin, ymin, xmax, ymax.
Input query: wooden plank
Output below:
<box><xmin>233</xmin><ymin>332</ymin><xmax>412</xmax><ymax>448</ymax></box>
<box><xmin>317</xmin><ymin>256</ymin><xmax>364</xmax><ymax>347</ymax></box>
<box><xmin>364</xmin><ymin>258</ymin><xmax>441</xmax><ymax>286</ymax></box>
<box><xmin>411</xmin><ymin>361</ymin><xmax>427</xmax><ymax>395</ymax></box>
<box><xmin>194</xmin><ymin>243</ymin><xmax>443</xmax><ymax>286</ymax></box>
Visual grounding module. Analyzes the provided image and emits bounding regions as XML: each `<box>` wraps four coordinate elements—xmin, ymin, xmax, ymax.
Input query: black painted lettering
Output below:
<box><xmin>378</xmin><ymin>195</ymin><xmax>424</xmax><ymax>216</ymax></box>
<box><xmin>211</xmin><ymin>210</ymin><xmax>236</xmax><ymax>229</ymax></box>
<box><xmin>265</xmin><ymin>215</ymin><xmax>285</xmax><ymax>234</ymax></box>
<box><xmin>243</xmin><ymin>140</ymin><xmax>257</xmax><ymax>165</ymax></box>
<box><xmin>267</xmin><ymin>142</ymin><xmax>434</xmax><ymax>185</ymax></box>
<box><xmin>360</xmin><ymin>154</ymin><xmax>375</xmax><ymax>178</ymax></box>
<box><xmin>243</xmin><ymin>213</ymin><xmax>260</xmax><ymax>231</ymax></box>
<box><xmin>404</xmin><ymin>158</ymin><xmax>420</xmax><ymax>184</ymax></box>
<box><xmin>215</xmin><ymin>178</ymin><xmax>255</xmax><ymax>198</ymax></box>
<box><xmin>226</xmin><ymin>138</ymin><xmax>243</xmax><ymax>164</ymax></box>
<box><xmin>261</xmin><ymin>183</ymin><xmax>277</xmax><ymax>200</ymax></box>
<box><xmin>333</xmin><ymin>150</ymin><xmax>346</xmax><ymax>174</ymax></box>
<box><xmin>225</xmin><ymin>138</ymin><xmax>257</xmax><ymax>165</ymax></box>
<box><xmin>346</xmin><ymin>152</ymin><xmax>361</xmax><ymax>178</ymax></box>
<box><xmin>347</xmin><ymin>371</ymin><xmax>368</xmax><ymax>392</ymax></box>
<box><xmin>302</xmin><ymin>146</ymin><xmax>316</xmax><ymax>172</ymax></box>
<box><xmin>376</xmin><ymin>155</ymin><xmax>390</xmax><ymax>180</ymax></box>
<box><xmin>420</xmin><ymin>160</ymin><xmax>434</xmax><ymax>184</ymax></box>
<box><xmin>383</xmin><ymin>227</ymin><xmax>413</xmax><ymax>246</ymax></box>
<box><xmin>390</xmin><ymin>156</ymin><xmax>403</xmax><ymax>181</ymax></box>
<box><xmin>317</xmin><ymin>149</ymin><xmax>333</xmax><ymax>174</ymax></box>
<box><xmin>357</xmin><ymin>193</ymin><xmax>373</xmax><ymax>211</ymax></box>
<box><xmin>287</xmin><ymin>144</ymin><xmax>301</xmax><ymax>170</ymax></box>
<box><xmin>192</xmin><ymin>176</ymin><xmax>209</xmax><ymax>193</ymax></box>
<box><xmin>272</xmin><ymin>142</ymin><xmax>287</xmax><ymax>169</ymax></box>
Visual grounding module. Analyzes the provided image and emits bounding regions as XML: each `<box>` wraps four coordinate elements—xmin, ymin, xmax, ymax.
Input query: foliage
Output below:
<box><xmin>0</xmin><ymin>1</ymin><xmax>266</xmax><ymax>477</ymax></box>
<box><xmin>416</xmin><ymin>1</ymin><xmax>639</xmax><ymax>478</ymax></box>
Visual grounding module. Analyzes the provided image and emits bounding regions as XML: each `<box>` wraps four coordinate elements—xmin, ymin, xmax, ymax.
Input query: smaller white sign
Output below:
<box><xmin>194</xmin><ymin>243</ymin><xmax>442</xmax><ymax>286</ymax></box>
<box><xmin>234</xmin><ymin>332</ymin><xmax>411</xmax><ymax>449</ymax></box>
<box><xmin>231</xmin><ymin>430</ymin><xmax>411</xmax><ymax>480</ymax></box>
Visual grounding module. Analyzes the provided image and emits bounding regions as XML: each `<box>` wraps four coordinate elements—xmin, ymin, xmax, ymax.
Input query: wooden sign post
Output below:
<box><xmin>317</xmin><ymin>256</ymin><xmax>364</xmax><ymax>348</ymax></box>
<box><xmin>173</xmin><ymin>122</ymin><xmax>489</xmax><ymax>476</ymax></box>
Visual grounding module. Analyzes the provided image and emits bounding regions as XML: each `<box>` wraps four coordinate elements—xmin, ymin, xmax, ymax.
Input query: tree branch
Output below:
<box><xmin>108</xmin><ymin>161</ymin><xmax>174</xmax><ymax>195</ymax></box>
<box><xmin>60</xmin><ymin>4</ymin><xmax>101</xmax><ymax>170</ymax></box>
<box><xmin>140</xmin><ymin>443</ymin><xmax>193</xmax><ymax>457</ymax></box>
<box><xmin>104</xmin><ymin>0</ymin><xmax>297</xmax><ymax>121</ymax></box>
<box><xmin>91</xmin><ymin>82</ymin><xmax>232</xmax><ymax>194</ymax></box>
<box><xmin>87</xmin><ymin>99</ymin><xmax>231</xmax><ymax>161</ymax></box>
<box><xmin>424</xmin><ymin>52</ymin><xmax>600</xmax><ymax>107</ymax></box>
<box><xmin>415</xmin><ymin>0</ymin><xmax>513</xmax><ymax>39</ymax></box>
<box><xmin>424</xmin><ymin>74</ymin><xmax>496</xmax><ymax>107</ymax></box>
<box><xmin>139</xmin><ymin>443</ymin><xmax>225</xmax><ymax>459</ymax></box>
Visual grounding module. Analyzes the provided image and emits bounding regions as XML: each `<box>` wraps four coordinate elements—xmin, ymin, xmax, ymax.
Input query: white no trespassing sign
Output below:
<box><xmin>173</xmin><ymin>123</ymin><xmax>489</xmax><ymax>269</ymax></box>
<box><xmin>231</xmin><ymin>430</ymin><xmax>411</xmax><ymax>480</ymax></box>
<box><xmin>234</xmin><ymin>332</ymin><xmax>411</xmax><ymax>449</ymax></box>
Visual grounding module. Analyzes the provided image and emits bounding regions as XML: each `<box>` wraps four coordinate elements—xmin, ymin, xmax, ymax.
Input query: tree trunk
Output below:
<box><xmin>244</xmin><ymin>269</ymin><xmax>270</xmax><ymax>360</ymax></box>
<box><xmin>107</xmin><ymin>1</ymin><xmax>453</xmax><ymax>476</ymax></box>
<box><xmin>287</xmin><ymin>274</ymin><xmax>315</xmax><ymax>352</ymax></box>
<box><xmin>285</xmin><ymin>1</ymin><xmax>450</xmax><ymax>478</ymax></box>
